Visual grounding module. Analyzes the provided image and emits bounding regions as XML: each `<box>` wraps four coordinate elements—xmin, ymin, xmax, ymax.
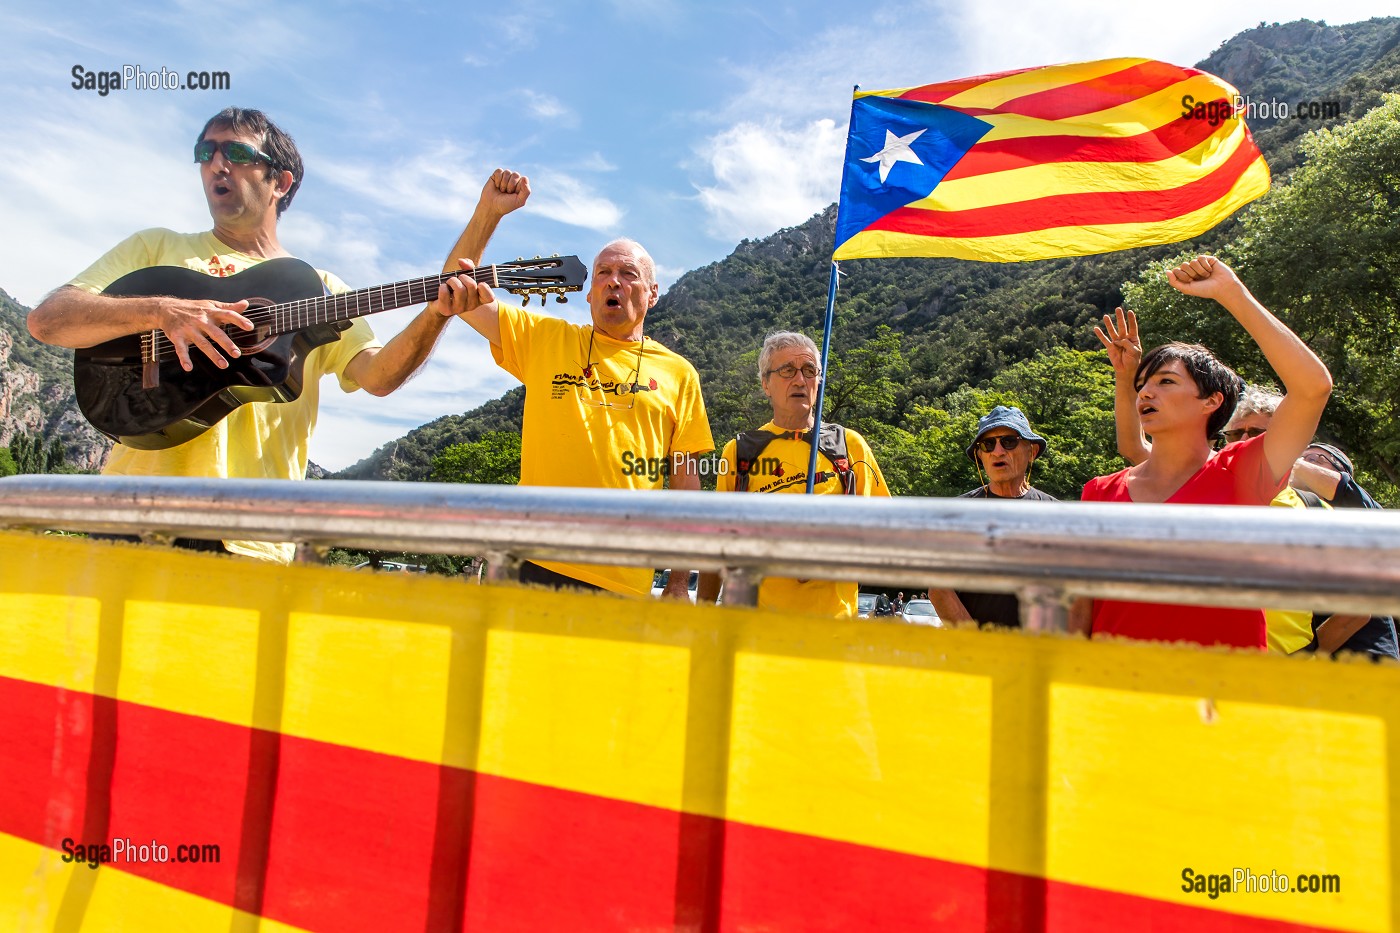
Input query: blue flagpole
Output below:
<box><xmin>804</xmin><ymin>259</ymin><xmax>840</xmax><ymax>493</ymax></box>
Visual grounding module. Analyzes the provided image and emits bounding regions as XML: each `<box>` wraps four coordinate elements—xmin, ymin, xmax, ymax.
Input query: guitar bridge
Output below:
<box><xmin>141</xmin><ymin>331</ymin><xmax>160</xmax><ymax>389</ymax></box>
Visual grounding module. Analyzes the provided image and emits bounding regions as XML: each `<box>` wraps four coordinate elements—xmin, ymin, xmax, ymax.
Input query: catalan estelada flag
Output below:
<box><xmin>833</xmin><ymin>58</ymin><xmax>1271</xmax><ymax>262</ymax></box>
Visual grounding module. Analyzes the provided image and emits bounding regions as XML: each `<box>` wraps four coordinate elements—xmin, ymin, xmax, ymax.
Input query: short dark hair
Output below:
<box><xmin>1135</xmin><ymin>342</ymin><xmax>1243</xmax><ymax>441</ymax></box>
<box><xmin>197</xmin><ymin>107</ymin><xmax>304</xmax><ymax>216</ymax></box>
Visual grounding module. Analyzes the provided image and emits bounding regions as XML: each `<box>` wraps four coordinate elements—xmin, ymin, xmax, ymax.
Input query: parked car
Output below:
<box><xmin>651</xmin><ymin>569</ymin><xmax>699</xmax><ymax>602</ymax></box>
<box><xmin>901</xmin><ymin>598</ymin><xmax>941</xmax><ymax>626</ymax></box>
<box><xmin>353</xmin><ymin>560</ymin><xmax>428</xmax><ymax>573</ymax></box>
<box><xmin>858</xmin><ymin>592</ymin><xmax>893</xmax><ymax>618</ymax></box>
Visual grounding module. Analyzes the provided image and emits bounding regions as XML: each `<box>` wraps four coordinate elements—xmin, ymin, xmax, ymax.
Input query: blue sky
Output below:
<box><xmin>2</xmin><ymin>0</ymin><xmax>1393</xmax><ymax>469</ymax></box>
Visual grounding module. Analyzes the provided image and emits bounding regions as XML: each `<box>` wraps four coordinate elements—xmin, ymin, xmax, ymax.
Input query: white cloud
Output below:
<box><xmin>523</xmin><ymin>171</ymin><xmax>625</xmax><ymax>231</ymax></box>
<box><xmin>316</xmin><ymin>140</ymin><xmax>484</xmax><ymax>223</ymax></box>
<box><xmin>948</xmin><ymin>0</ymin><xmax>1400</xmax><ymax>73</ymax></box>
<box><xmin>0</xmin><ymin>93</ymin><xmax>209</xmax><ymax>305</ymax></box>
<box><xmin>578</xmin><ymin>152</ymin><xmax>618</xmax><ymax>172</ymax></box>
<box><xmin>521</xmin><ymin>89</ymin><xmax>576</xmax><ymax>125</ymax></box>
<box><xmin>694</xmin><ymin>118</ymin><xmax>846</xmax><ymax>242</ymax></box>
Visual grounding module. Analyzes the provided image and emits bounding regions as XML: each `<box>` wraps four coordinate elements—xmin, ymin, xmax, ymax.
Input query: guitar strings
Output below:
<box><xmin>144</xmin><ymin>263</ymin><xmax>564</xmax><ymax>361</ymax></box>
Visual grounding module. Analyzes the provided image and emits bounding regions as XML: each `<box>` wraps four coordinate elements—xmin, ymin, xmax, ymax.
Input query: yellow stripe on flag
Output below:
<box><xmin>1048</xmin><ymin>685</ymin><xmax>1390</xmax><ymax>932</ymax></box>
<box><xmin>973</xmin><ymin>73</ymin><xmax>1241</xmax><ymax>142</ymax></box>
<box><xmin>0</xmin><ymin>593</ymin><xmax>101</xmax><ymax>693</ymax></box>
<box><xmin>939</xmin><ymin>57</ymin><xmax>1155</xmax><ymax>109</ymax></box>
<box><xmin>477</xmin><ymin>629</ymin><xmax>692</xmax><ymax>811</ymax></box>
<box><xmin>118</xmin><ymin>601</ymin><xmax>263</xmax><ymax>728</ymax></box>
<box><xmin>726</xmin><ymin>652</ymin><xmax>996</xmax><ymax>867</ymax></box>
<box><xmin>913</xmin><ymin>123</ymin><xmax>1248</xmax><ymax>212</ymax></box>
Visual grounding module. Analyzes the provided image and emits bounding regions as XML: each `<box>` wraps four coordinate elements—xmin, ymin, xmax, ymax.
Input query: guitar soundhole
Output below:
<box><xmin>237</xmin><ymin>295</ymin><xmax>278</xmax><ymax>354</ymax></box>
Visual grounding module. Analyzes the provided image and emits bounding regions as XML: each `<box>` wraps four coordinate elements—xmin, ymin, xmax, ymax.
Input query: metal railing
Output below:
<box><xmin>3</xmin><ymin>474</ymin><xmax>1400</xmax><ymax>630</ymax></box>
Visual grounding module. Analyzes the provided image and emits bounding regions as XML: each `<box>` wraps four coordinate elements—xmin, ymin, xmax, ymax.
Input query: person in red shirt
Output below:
<box><xmin>1075</xmin><ymin>256</ymin><xmax>1333</xmax><ymax>648</ymax></box>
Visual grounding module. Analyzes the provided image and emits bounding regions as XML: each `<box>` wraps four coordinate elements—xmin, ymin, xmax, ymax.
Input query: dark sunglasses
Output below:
<box><xmin>974</xmin><ymin>435</ymin><xmax>1023</xmax><ymax>453</ymax></box>
<box><xmin>194</xmin><ymin>139</ymin><xmax>272</xmax><ymax>166</ymax></box>
<box><xmin>1221</xmin><ymin>426</ymin><xmax>1266</xmax><ymax>444</ymax></box>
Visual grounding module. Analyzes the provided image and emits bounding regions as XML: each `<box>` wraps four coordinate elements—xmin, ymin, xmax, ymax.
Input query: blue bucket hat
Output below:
<box><xmin>965</xmin><ymin>405</ymin><xmax>1048</xmax><ymax>463</ymax></box>
<box><xmin>1305</xmin><ymin>443</ymin><xmax>1354</xmax><ymax>477</ymax></box>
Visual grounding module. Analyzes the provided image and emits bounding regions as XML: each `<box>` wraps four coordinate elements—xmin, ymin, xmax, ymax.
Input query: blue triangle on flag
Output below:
<box><xmin>835</xmin><ymin>95</ymin><xmax>992</xmax><ymax>252</ymax></box>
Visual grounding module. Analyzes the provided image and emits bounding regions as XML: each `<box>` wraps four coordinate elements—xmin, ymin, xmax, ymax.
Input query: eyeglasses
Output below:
<box><xmin>764</xmin><ymin>362</ymin><xmax>819</xmax><ymax>380</ymax></box>
<box><xmin>974</xmin><ymin>435</ymin><xmax>1023</xmax><ymax>453</ymax></box>
<box><xmin>1221</xmin><ymin>426</ymin><xmax>1267</xmax><ymax>444</ymax></box>
<box><xmin>194</xmin><ymin>139</ymin><xmax>272</xmax><ymax>166</ymax></box>
<box><xmin>577</xmin><ymin>329</ymin><xmax>645</xmax><ymax>410</ymax></box>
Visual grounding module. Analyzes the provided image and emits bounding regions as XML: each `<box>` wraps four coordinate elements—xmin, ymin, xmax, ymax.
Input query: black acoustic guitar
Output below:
<box><xmin>74</xmin><ymin>255</ymin><xmax>586</xmax><ymax>450</ymax></box>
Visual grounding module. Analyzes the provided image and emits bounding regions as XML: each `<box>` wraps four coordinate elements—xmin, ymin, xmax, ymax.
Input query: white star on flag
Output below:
<box><xmin>861</xmin><ymin>128</ymin><xmax>927</xmax><ymax>183</ymax></box>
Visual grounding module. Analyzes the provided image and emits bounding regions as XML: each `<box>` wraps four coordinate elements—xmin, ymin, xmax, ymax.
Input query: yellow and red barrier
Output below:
<box><xmin>1</xmin><ymin>530</ymin><xmax>1395</xmax><ymax>931</ymax></box>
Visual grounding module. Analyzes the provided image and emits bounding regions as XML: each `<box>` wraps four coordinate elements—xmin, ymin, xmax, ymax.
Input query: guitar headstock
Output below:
<box><xmin>493</xmin><ymin>255</ymin><xmax>587</xmax><ymax>305</ymax></box>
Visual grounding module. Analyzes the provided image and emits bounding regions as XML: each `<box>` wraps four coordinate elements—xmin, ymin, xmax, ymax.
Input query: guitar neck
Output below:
<box><xmin>268</xmin><ymin>265</ymin><xmax>501</xmax><ymax>335</ymax></box>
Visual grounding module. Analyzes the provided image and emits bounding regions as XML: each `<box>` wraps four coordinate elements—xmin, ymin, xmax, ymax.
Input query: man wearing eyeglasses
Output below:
<box><xmin>445</xmin><ymin>220</ymin><xmax>714</xmax><ymax>598</ymax></box>
<box><xmin>703</xmin><ymin>331</ymin><xmax>889</xmax><ymax>617</ymax></box>
<box><xmin>929</xmin><ymin>405</ymin><xmax>1055</xmax><ymax>628</ymax></box>
<box><xmin>27</xmin><ymin>107</ymin><xmax>511</xmax><ymax>561</ymax></box>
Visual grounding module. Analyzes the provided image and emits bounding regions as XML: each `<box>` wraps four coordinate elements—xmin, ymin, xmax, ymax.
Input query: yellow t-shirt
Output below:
<box><xmin>492</xmin><ymin>304</ymin><xmax>714</xmax><ymax>596</ymax></box>
<box><xmin>716</xmin><ymin>421</ymin><xmax>890</xmax><ymax>617</ymax></box>
<box><xmin>69</xmin><ymin>228</ymin><xmax>381</xmax><ymax>563</ymax></box>
<box><xmin>1264</xmin><ymin>486</ymin><xmax>1330</xmax><ymax>654</ymax></box>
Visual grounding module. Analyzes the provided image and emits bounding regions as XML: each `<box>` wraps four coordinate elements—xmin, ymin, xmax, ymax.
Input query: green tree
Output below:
<box><xmin>430</xmin><ymin>431</ymin><xmax>522</xmax><ymax>486</ymax></box>
<box><xmin>7</xmin><ymin>431</ymin><xmax>70</xmax><ymax>474</ymax></box>
<box><xmin>877</xmin><ymin>348</ymin><xmax>1123</xmax><ymax>499</ymax></box>
<box><xmin>822</xmin><ymin>325</ymin><xmax>910</xmax><ymax>436</ymax></box>
<box><xmin>0</xmin><ymin>448</ymin><xmax>16</xmax><ymax>477</ymax></box>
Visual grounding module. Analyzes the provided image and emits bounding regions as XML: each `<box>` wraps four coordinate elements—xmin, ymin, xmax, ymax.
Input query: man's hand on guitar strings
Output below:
<box><xmin>155</xmin><ymin>297</ymin><xmax>254</xmax><ymax>371</ymax></box>
<box><xmin>430</xmin><ymin>259</ymin><xmax>496</xmax><ymax>320</ymax></box>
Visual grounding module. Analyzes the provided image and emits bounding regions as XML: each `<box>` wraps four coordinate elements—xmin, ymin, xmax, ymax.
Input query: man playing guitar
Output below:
<box><xmin>27</xmin><ymin>107</ymin><xmax>526</xmax><ymax>561</ymax></box>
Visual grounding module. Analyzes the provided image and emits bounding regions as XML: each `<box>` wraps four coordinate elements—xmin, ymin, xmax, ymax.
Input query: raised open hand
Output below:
<box><xmin>1093</xmin><ymin>306</ymin><xmax>1141</xmax><ymax>379</ymax></box>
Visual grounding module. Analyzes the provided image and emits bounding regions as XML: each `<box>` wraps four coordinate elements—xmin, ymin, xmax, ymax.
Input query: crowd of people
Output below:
<box><xmin>27</xmin><ymin>107</ymin><xmax>1392</xmax><ymax>659</ymax></box>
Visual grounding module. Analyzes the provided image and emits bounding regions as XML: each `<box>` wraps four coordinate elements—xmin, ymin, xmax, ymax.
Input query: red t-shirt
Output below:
<box><xmin>1081</xmin><ymin>434</ymin><xmax>1284</xmax><ymax>649</ymax></box>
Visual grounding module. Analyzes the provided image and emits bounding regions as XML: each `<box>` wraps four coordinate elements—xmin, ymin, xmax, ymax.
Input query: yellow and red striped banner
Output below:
<box><xmin>834</xmin><ymin>58</ymin><xmax>1271</xmax><ymax>262</ymax></box>
<box><xmin>1</xmin><ymin>529</ymin><xmax>1394</xmax><ymax>931</ymax></box>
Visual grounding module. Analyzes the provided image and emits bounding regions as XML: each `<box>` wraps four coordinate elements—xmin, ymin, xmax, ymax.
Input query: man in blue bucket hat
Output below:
<box><xmin>929</xmin><ymin>405</ymin><xmax>1054</xmax><ymax>627</ymax></box>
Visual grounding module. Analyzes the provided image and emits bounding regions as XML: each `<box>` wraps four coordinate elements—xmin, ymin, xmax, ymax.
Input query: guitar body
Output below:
<box><xmin>74</xmin><ymin>259</ymin><xmax>349</xmax><ymax>450</ymax></box>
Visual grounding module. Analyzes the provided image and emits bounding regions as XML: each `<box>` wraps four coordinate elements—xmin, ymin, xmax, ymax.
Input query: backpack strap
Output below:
<box><xmin>732</xmin><ymin>423</ymin><xmax>855</xmax><ymax>494</ymax></box>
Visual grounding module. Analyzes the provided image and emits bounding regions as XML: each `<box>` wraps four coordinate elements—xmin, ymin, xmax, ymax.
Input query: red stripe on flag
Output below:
<box><xmin>942</xmin><ymin>108</ymin><xmax>1232</xmax><ymax>181</ymax></box>
<box><xmin>987</xmin><ymin>60</ymin><xmax>1199</xmax><ymax>122</ymax></box>
<box><xmin>0</xmin><ymin>675</ymin><xmax>1349</xmax><ymax>932</ymax></box>
<box><xmin>894</xmin><ymin>66</ymin><xmax>1039</xmax><ymax>105</ymax></box>
<box><xmin>871</xmin><ymin>140</ymin><xmax>1263</xmax><ymax>239</ymax></box>
<box><xmin>463</xmin><ymin>773</ymin><xmax>695</xmax><ymax>931</ymax></box>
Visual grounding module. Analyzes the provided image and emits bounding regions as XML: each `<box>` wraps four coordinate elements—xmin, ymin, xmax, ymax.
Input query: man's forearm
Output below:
<box><xmin>443</xmin><ymin>204</ymin><xmax>508</xmax><ymax>273</ymax></box>
<box><xmin>29</xmin><ymin>286</ymin><xmax>160</xmax><ymax>348</ymax></box>
<box><xmin>352</xmin><ymin>309</ymin><xmax>452</xmax><ymax>396</ymax></box>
